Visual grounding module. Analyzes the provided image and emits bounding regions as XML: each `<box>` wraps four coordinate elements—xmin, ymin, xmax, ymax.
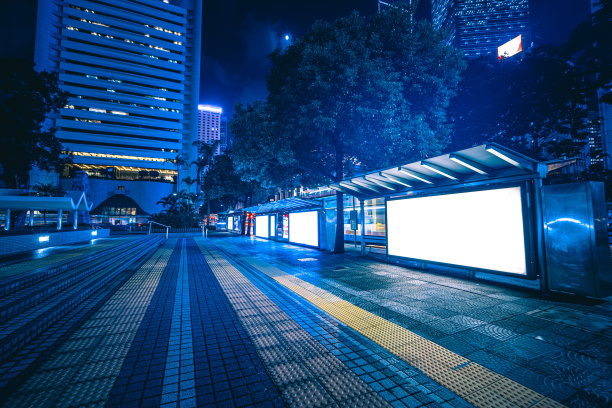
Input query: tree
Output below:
<box><xmin>0</xmin><ymin>58</ymin><xmax>72</xmax><ymax>188</ymax></box>
<box><xmin>152</xmin><ymin>189</ymin><xmax>200</xmax><ymax>228</ymax></box>
<box><xmin>449</xmin><ymin>48</ymin><xmax>590</xmax><ymax>161</ymax></box>
<box><xmin>182</xmin><ymin>176</ymin><xmax>196</xmax><ymax>194</ymax></box>
<box><xmin>234</xmin><ymin>9</ymin><xmax>464</xmax><ymax>252</ymax></box>
<box><xmin>192</xmin><ymin>139</ymin><xmax>220</xmax><ymax>188</ymax></box>
<box><xmin>191</xmin><ymin>139</ymin><xmax>220</xmax><ymax>222</ymax></box>
<box><xmin>32</xmin><ymin>182</ymin><xmax>65</xmax><ymax>224</ymax></box>
<box><xmin>164</xmin><ymin>154</ymin><xmax>187</xmax><ymax>192</ymax></box>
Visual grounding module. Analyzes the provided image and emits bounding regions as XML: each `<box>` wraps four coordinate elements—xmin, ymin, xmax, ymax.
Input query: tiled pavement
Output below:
<box><xmin>0</xmin><ymin>234</ymin><xmax>610</xmax><ymax>407</ymax></box>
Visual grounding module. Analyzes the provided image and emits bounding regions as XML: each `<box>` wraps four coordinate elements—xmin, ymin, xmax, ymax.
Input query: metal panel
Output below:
<box><xmin>542</xmin><ymin>182</ymin><xmax>611</xmax><ymax>297</ymax></box>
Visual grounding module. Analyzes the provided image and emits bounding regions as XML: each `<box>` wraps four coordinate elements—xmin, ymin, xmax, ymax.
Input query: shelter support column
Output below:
<box><xmin>534</xmin><ymin>178</ymin><xmax>548</xmax><ymax>292</ymax></box>
<box><xmin>57</xmin><ymin>209</ymin><xmax>63</xmax><ymax>230</ymax></box>
<box><xmin>5</xmin><ymin>209</ymin><xmax>10</xmax><ymax>231</ymax></box>
<box><xmin>360</xmin><ymin>200</ymin><xmax>365</xmax><ymax>256</ymax></box>
<box><xmin>29</xmin><ymin>210</ymin><xmax>34</xmax><ymax>227</ymax></box>
<box><xmin>73</xmin><ymin>210</ymin><xmax>78</xmax><ymax>230</ymax></box>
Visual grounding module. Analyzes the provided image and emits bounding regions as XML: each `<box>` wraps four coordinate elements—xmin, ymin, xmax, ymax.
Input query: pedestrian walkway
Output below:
<box><xmin>0</xmin><ymin>234</ymin><xmax>609</xmax><ymax>407</ymax></box>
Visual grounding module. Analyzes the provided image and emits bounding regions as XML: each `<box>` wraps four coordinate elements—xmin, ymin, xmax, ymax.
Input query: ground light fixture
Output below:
<box><xmin>398</xmin><ymin>168</ymin><xmax>434</xmax><ymax>184</ymax></box>
<box><xmin>91</xmin><ymin>230</ymin><xmax>98</xmax><ymax>236</ymax></box>
<box><xmin>449</xmin><ymin>154</ymin><xmax>489</xmax><ymax>175</ymax></box>
<box><xmin>485</xmin><ymin>145</ymin><xmax>520</xmax><ymax>167</ymax></box>
<box><xmin>38</xmin><ymin>235</ymin><xmax>50</xmax><ymax>242</ymax></box>
<box><xmin>420</xmin><ymin>161</ymin><xmax>458</xmax><ymax>180</ymax></box>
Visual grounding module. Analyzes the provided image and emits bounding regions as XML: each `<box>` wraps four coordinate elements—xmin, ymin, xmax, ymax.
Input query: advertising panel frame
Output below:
<box><xmin>287</xmin><ymin>209</ymin><xmax>320</xmax><ymax>249</ymax></box>
<box><xmin>385</xmin><ymin>182</ymin><xmax>536</xmax><ymax>279</ymax></box>
<box><xmin>269</xmin><ymin>214</ymin><xmax>277</xmax><ymax>239</ymax></box>
<box><xmin>255</xmin><ymin>215</ymin><xmax>269</xmax><ymax>239</ymax></box>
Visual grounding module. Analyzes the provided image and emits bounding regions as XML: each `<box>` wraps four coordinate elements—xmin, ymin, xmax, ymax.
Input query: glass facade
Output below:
<box><xmin>324</xmin><ymin>195</ymin><xmax>387</xmax><ymax>240</ymax></box>
<box><xmin>430</xmin><ymin>0</ymin><xmax>530</xmax><ymax>58</ymax></box>
<box><xmin>35</xmin><ymin>0</ymin><xmax>202</xmax><ymax>187</ymax></box>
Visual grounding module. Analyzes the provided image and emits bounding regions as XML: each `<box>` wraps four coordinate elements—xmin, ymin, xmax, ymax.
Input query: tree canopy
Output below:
<box><xmin>0</xmin><ymin>58</ymin><xmax>71</xmax><ymax>188</ymax></box>
<box><xmin>230</xmin><ymin>9</ymin><xmax>465</xmax><ymax>251</ymax></box>
<box><xmin>449</xmin><ymin>47</ymin><xmax>590</xmax><ymax>160</ymax></box>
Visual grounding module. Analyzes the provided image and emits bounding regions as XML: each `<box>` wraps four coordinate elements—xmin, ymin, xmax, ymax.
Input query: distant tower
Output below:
<box><xmin>34</xmin><ymin>0</ymin><xmax>202</xmax><ymax>214</ymax></box>
<box><xmin>219</xmin><ymin>115</ymin><xmax>230</xmax><ymax>153</ymax></box>
<box><xmin>197</xmin><ymin>105</ymin><xmax>222</xmax><ymax>156</ymax></box>
<box><xmin>430</xmin><ymin>0</ymin><xmax>530</xmax><ymax>58</ymax></box>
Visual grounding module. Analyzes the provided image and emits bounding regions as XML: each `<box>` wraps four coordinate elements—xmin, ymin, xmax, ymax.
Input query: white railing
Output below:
<box><xmin>148</xmin><ymin>221</ymin><xmax>170</xmax><ymax>239</ymax></box>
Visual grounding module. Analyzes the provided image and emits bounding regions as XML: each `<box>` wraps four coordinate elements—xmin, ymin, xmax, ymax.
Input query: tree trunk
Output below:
<box><xmin>333</xmin><ymin>135</ymin><xmax>344</xmax><ymax>254</ymax></box>
<box><xmin>334</xmin><ymin>191</ymin><xmax>345</xmax><ymax>253</ymax></box>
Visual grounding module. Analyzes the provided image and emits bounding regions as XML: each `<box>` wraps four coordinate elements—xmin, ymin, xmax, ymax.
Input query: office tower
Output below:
<box><xmin>197</xmin><ymin>105</ymin><xmax>222</xmax><ymax>157</ymax></box>
<box><xmin>430</xmin><ymin>0</ymin><xmax>530</xmax><ymax>58</ymax></box>
<box><xmin>219</xmin><ymin>115</ymin><xmax>229</xmax><ymax>154</ymax></box>
<box><xmin>34</xmin><ymin>0</ymin><xmax>202</xmax><ymax>214</ymax></box>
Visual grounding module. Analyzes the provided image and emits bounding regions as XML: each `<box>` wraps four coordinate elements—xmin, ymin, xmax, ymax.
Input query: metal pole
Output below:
<box><xmin>534</xmin><ymin>178</ymin><xmax>549</xmax><ymax>293</ymax></box>
<box><xmin>165</xmin><ymin>226</ymin><xmax>168</xmax><ymax>239</ymax></box>
<box><xmin>29</xmin><ymin>210</ymin><xmax>34</xmax><ymax>227</ymax></box>
<box><xmin>148</xmin><ymin>222</ymin><xmax>151</xmax><ymax>235</ymax></box>
<box><xmin>360</xmin><ymin>200</ymin><xmax>366</xmax><ymax>256</ymax></box>
<box><xmin>6</xmin><ymin>209</ymin><xmax>10</xmax><ymax>231</ymax></box>
<box><xmin>73</xmin><ymin>210</ymin><xmax>78</xmax><ymax>230</ymax></box>
<box><xmin>57</xmin><ymin>209</ymin><xmax>63</xmax><ymax>230</ymax></box>
<box><xmin>353</xmin><ymin>196</ymin><xmax>357</xmax><ymax>247</ymax></box>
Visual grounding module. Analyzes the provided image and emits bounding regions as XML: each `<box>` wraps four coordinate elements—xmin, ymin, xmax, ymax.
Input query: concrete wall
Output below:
<box><xmin>0</xmin><ymin>229</ymin><xmax>110</xmax><ymax>258</ymax></box>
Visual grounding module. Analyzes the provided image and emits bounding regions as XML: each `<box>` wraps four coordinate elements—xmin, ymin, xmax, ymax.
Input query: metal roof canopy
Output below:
<box><xmin>0</xmin><ymin>192</ymin><xmax>93</xmax><ymax>212</ymax></box>
<box><xmin>329</xmin><ymin>143</ymin><xmax>549</xmax><ymax>199</ymax></box>
<box><xmin>241</xmin><ymin>197</ymin><xmax>321</xmax><ymax>215</ymax></box>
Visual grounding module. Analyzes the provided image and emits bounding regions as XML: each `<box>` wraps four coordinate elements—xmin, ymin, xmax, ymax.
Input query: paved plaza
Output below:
<box><xmin>0</xmin><ymin>234</ymin><xmax>610</xmax><ymax>408</ymax></box>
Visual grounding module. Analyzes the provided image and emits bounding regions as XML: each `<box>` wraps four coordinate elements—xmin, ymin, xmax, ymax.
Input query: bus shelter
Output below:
<box><xmin>242</xmin><ymin>198</ymin><xmax>324</xmax><ymax>249</ymax></box>
<box><xmin>325</xmin><ymin>143</ymin><xmax>610</xmax><ymax>297</ymax></box>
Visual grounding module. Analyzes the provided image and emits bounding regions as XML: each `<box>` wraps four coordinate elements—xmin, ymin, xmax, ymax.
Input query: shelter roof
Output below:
<box><xmin>0</xmin><ymin>191</ymin><xmax>92</xmax><ymax>212</ymax></box>
<box><xmin>240</xmin><ymin>197</ymin><xmax>320</xmax><ymax>215</ymax></box>
<box><xmin>328</xmin><ymin>143</ymin><xmax>548</xmax><ymax>199</ymax></box>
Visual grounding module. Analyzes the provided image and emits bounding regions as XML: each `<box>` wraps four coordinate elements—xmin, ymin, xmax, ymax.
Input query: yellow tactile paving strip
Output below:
<box><xmin>241</xmin><ymin>257</ymin><xmax>566</xmax><ymax>408</ymax></box>
<box><xmin>197</xmin><ymin>239</ymin><xmax>391</xmax><ymax>408</ymax></box>
<box><xmin>3</xmin><ymin>240</ymin><xmax>175</xmax><ymax>407</ymax></box>
<box><xmin>0</xmin><ymin>238</ymin><xmax>128</xmax><ymax>278</ymax></box>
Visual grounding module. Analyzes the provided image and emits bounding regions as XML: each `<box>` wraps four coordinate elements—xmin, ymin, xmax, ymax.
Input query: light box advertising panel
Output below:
<box><xmin>227</xmin><ymin>216</ymin><xmax>233</xmax><ymax>231</ymax></box>
<box><xmin>387</xmin><ymin>187</ymin><xmax>527</xmax><ymax>275</ymax></box>
<box><xmin>289</xmin><ymin>211</ymin><xmax>319</xmax><ymax>247</ymax></box>
<box><xmin>270</xmin><ymin>215</ymin><xmax>276</xmax><ymax>237</ymax></box>
<box><xmin>498</xmin><ymin>34</ymin><xmax>522</xmax><ymax>59</ymax></box>
<box><xmin>255</xmin><ymin>215</ymin><xmax>269</xmax><ymax>239</ymax></box>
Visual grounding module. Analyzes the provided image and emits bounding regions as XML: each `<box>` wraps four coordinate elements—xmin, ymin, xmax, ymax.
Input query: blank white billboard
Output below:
<box><xmin>227</xmin><ymin>216</ymin><xmax>233</xmax><ymax>231</ymax></box>
<box><xmin>256</xmin><ymin>215</ymin><xmax>269</xmax><ymax>238</ymax></box>
<box><xmin>289</xmin><ymin>211</ymin><xmax>319</xmax><ymax>247</ymax></box>
<box><xmin>387</xmin><ymin>187</ymin><xmax>527</xmax><ymax>275</ymax></box>
<box><xmin>270</xmin><ymin>215</ymin><xmax>276</xmax><ymax>237</ymax></box>
<box><xmin>498</xmin><ymin>34</ymin><xmax>523</xmax><ymax>59</ymax></box>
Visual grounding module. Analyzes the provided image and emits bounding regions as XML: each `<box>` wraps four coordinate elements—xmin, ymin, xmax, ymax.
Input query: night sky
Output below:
<box><xmin>1</xmin><ymin>0</ymin><xmax>592</xmax><ymax>118</ymax></box>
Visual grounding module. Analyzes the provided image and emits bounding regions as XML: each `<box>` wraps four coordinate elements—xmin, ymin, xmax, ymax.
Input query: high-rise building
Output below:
<box><xmin>430</xmin><ymin>0</ymin><xmax>530</xmax><ymax>58</ymax></box>
<box><xmin>197</xmin><ymin>105</ymin><xmax>222</xmax><ymax>156</ymax></box>
<box><xmin>34</xmin><ymin>0</ymin><xmax>202</xmax><ymax>214</ymax></box>
<box><xmin>219</xmin><ymin>115</ymin><xmax>230</xmax><ymax>154</ymax></box>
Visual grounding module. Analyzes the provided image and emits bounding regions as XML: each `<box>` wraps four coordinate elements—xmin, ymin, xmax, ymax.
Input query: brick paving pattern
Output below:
<box><xmin>0</xmin><ymin>233</ymin><xmax>609</xmax><ymax>408</ymax></box>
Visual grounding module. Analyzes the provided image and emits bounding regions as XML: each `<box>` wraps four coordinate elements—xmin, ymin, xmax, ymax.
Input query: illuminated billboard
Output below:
<box><xmin>387</xmin><ymin>187</ymin><xmax>527</xmax><ymax>275</ymax></box>
<box><xmin>255</xmin><ymin>215</ymin><xmax>269</xmax><ymax>239</ymax></box>
<box><xmin>227</xmin><ymin>216</ymin><xmax>233</xmax><ymax>231</ymax></box>
<box><xmin>289</xmin><ymin>211</ymin><xmax>319</xmax><ymax>247</ymax></box>
<box><xmin>498</xmin><ymin>35</ymin><xmax>522</xmax><ymax>60</ymax></box>
<box><xmin>270</xmin><ymin>215</ymin><xmax>276</xmax><ymax>237</ymax></box>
